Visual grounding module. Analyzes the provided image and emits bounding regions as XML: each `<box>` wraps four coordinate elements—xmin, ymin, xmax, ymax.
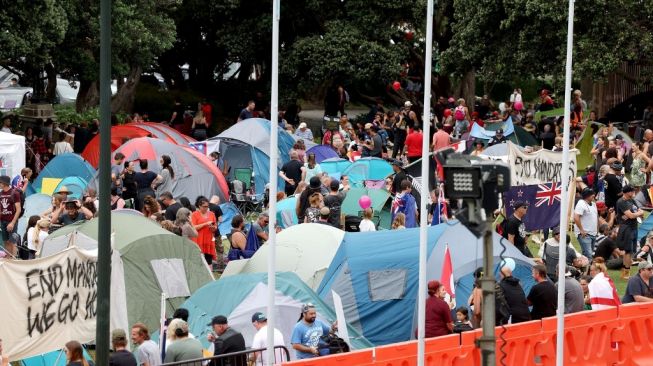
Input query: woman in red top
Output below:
<box><xmin>191</xmin><ymin>197</ymin><xmax>217</xmax><ymax>265</ymax></box>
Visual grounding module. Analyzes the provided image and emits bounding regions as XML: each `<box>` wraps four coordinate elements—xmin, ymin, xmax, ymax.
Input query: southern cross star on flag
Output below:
<box><xmin>503</xmin><ymin>182</ymin><xmax>561</xmax><ymax>231</ymax></box>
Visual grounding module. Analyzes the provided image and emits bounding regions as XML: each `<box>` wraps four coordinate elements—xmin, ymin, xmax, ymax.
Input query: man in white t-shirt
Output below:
<box><xmin>250</xmin><ymin>312</ymin><xmax>286</xmax><ymax>365</ymax></box>
<box><xmin>574</xmin><ymin>188</ymin><xmax>599</xmax><ymax>260</ymax></box>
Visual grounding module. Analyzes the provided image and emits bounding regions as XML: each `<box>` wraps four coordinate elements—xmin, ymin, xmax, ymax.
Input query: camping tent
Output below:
<box><xmin>111</xmin><ymin>137</ymin><xmax>229</xmax><ymax>202</ymax></box>
<box><xmin>53</xmin><ymin>176</ymin><xmax>88</xmax><ymax>200</ymax></box>
<box><xmin>191</xmin><ymin>118</ymin><xmax>296</xmax><ymax>194</ymax></box>
<box><xmin>222</xmin><ymin>223</ymin><xmax>344</xmax><ymax>290</ymax></box>
<box><xmin>277</xmin><ymin>195</ymin><xmax>298</xmax><ymax>228</ymax></box>
<box><xmin>17</xmin><ymin>193</ymin><xmax>52</xmax><ymax>235</ymax></box>
<box><xmin>342</xmin><ymin>158</ymin><xmax>393</xmax><ymax>187</ymax></box>
<box><xmin>341</xmin><ymin>187</ymin><xmax>391</xmax><ymax>216</ymax></box>
<box><xmin>127</xmin><ymin>122</ymin><xmax>196</xmax><ymax>145</ymax></box>
<box><xmin>81</xmin><ymin>125</ymin><xmax>162</xmax><ymax>168</ymax></box>
<box><xmin>180</xmin><ymin>272</ymin><xmax>373</xmax><ymax>361</ymax></box>
<box><xmin>320</xmin><ymin>158</ymin><xmax>352</xmax><ymax>180</ymax></box>
<box><xmin>317</xmin><ymin>221</ymin><xmax>536</xmax><ymax>345</ymax></box>
<box><xmin>217</xmin><ymin>201</ymin><xmax>241</xmax><ymax>236</ymax></box>
<box><xmin>40</xmin><ymin>211</ymin><xmax>214</xmax><ymax>334</ymax></box>
<box><xmin>306</xmin><ymin>144</ymin><xmax>339</xmax><ymax>163</ymax></box>
<box><xmin>0</xmin><ymin>131</ymin><xmax>25</xmax><ymax>178</ymax></box>
<box><xmin>28</xmin><ymin>153</ymin><xmax>95</xmax><ymax>196</ymax></box>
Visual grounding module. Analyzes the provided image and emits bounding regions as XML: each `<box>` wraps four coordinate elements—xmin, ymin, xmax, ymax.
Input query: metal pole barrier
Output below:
<box><xmin>266</xmin><ymin>0</ymin><xmax>281</xmax><ymax>364</ymax></box>
<box><xmin>418</xmin><ymin>0</ymin><xmax>434</xmax><ymax>365</ymax></box>
<box><xmin>557</xmin><ymin>0</ymin><xmax>576</xmax><ymax>365</ymax></box>
<box><xmin>96</xmin><ymin>0</ymin><xmax>112</xmax><ymax>363</ymax></box>
<box><xmin>479</xmin><ymin>203</ymin><xmax>495</xmax><ymax>366</ymax></box>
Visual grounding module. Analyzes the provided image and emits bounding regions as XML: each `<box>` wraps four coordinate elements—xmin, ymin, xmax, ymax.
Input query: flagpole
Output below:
<box><xmin>557</xmin><ymin>0</ymin><xmax>575</xmax><ymax>365</ymax></box>
<box><xmin>267</xmin><ymin>0</ymin><xmax>280</xmax><ymax>364</ymax></box>
<box><xmin>418</xmin><ymin>0</ymin><xmax>434</xmax><ymax>365</ymax></box>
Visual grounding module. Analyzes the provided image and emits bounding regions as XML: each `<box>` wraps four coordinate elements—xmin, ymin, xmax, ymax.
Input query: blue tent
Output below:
<box><xmin>53</xmin><ymin>176</ymin><xmax>88</xmax><ymax>200</ymax></box>
<box><xmin>341</xmin><ymin>157</ymin><xmax>393</xmax><ymax>187</ymax></box>
<box><xmin>21</xmin><ymin>347</ymin><xmax>92</xmax><ymax>366</ymax></box>
<box><xmin>218</xmin><ymin>201</ymin><xmax>241</xmax><ymax>236</ymax></box>
<box><xmin>638</xmin><ymin>212</ymin><xmax>653</xmax><ymax>241</ymax></box>
<box><xmin>29</xmin><ymin>153</ymin><xmax>95</xmax><ymax>195</ymax></box>
<box><xmin>306</xmin><ymin>144</ymin><xmax>339</xmax><ymax>163</ymax></box>
<box><xmin>17</xmin><ymin>193</ymin><xmax>52</xmax><ymax>235</ymax></box>
<box><xmin>320</xmin><ymin>158</ymin><xmax>352</xmax><ymax>180</ymax></box>
<box><xmin>194</xmin><ymin>118</ymin><xmax>296</xmax><ymax>194</ymax></box>
<box><xmin>277</xmin><ymin>195</ymin><xmax>298</xmax><ymax>228</ymax></box>
<box><xmin>317</xmin><ymin>221</ymin><xmax>535</xmax><ymax>346</ymax></box>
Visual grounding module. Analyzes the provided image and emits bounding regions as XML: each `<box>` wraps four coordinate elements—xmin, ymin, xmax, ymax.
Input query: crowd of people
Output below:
<box><xmin>3</xmin><ymin>86</ymin><xmax>653</xmax><ymax>363</ymax></box>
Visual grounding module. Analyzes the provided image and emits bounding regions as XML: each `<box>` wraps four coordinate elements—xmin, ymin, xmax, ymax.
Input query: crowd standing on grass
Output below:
<box><xmin>2</xmin><ymin>88</ymin><xmax>653</xmax><ymax>361</ymax></box>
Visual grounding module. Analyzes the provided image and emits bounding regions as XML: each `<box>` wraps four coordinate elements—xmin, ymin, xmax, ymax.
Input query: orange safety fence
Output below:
<box><xmin>283</xmin><ymin>304</ymin><xmax>653</xmax><ymax>366</ymax></box>
<box><xmin>541</xmin><ymin>307</ymin><xmax>620</xmax><ymax>366</ymax></box>
<box><xmin>615</xmin><ymin>302</ymin><xmax>653</xmax><ymax>366</ymax></box>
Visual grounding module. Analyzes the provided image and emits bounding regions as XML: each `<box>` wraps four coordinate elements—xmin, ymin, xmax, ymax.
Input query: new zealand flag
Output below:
<box><xmin>503</xmin><ymin>182</ymin><xmax>561</xmax><ymax>231</ymax></box>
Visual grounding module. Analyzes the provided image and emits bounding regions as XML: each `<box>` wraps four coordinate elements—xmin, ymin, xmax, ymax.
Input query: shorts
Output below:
<box><xmin>0</xmin><ymin>221</ymin><xmax>17</xmax><ymax>242</ymax></box>
<box><xmin>617</xmin><ymin>225</ymin><xmax>637</xmax><ymax>254</ymax></box>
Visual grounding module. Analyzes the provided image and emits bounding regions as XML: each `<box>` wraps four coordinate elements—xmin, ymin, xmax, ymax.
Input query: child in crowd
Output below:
<box><xmin>453</xmin><ymin>307</ymin><xmax>474</xmax><ymax>333</ymax></box>
<box><xmin>359</xmin><ymin>208</ymin><xmax>376</xmax><ymax>232</ymax></box>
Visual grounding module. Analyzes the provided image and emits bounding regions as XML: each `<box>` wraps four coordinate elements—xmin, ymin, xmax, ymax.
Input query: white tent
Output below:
<box><xmin>0</xmin><ymin>131</ymin><xmax>25</xmax><ymax>178</ymax></box>
<box><xmin>222</xmin><ymin>223</ymin><xmax>344</xmax><ymax>290</ymax></box>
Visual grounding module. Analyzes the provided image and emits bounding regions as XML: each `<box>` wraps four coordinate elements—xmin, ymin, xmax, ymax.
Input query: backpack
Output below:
<box><xmin>320</xmin><ymin>333</ymin><xmax>350</xmax><ymax>354</ymax></box>
<box><xmin>454</xmin><ymin>106</ymin><xmax>466</xmax><ymax>121</ymax></box>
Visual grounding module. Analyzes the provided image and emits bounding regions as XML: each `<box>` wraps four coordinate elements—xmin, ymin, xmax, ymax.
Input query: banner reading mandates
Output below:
<box><xmin>0</xmin><ymin>247</ymin><xmax>98</xmax><ymax>360</ymax></box>
<box><xmin>507</xmin><ymin>142</ymin><xmax>577</xmax><ymax>186</ymax></box>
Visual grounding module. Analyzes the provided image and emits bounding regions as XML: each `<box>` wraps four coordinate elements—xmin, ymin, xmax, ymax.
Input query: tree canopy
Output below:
<box><xmin>1</xmin><ymin>0</ymin><xmax>652</xmax><ymax>113</ymax></box>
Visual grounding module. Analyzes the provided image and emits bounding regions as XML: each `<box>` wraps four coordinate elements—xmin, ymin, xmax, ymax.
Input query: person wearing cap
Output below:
<box><xmin>164</xmin><ymin>319</ymin><xmax>203</xmax><ymax>363</ymax></box>
<box><xmin>295</xmin><ymin>122</ymin><xmax>314</xmax><ymax>142</ymax></box>
<box><xmin>280</xmin><ymin>150</ymin><xmax>305</xmax><ymax>197</ymax></box>
<box><xmin>596</xmin><ymin>201</ymin><xmax>615</xmax><ymax>228</ymax></box>
<box><xmin>110</xmin><ymin>328</ymin><xmax>137</xmax><ymax>366</ymax></box>
<box><xmin>504</xmin><ymin>201</ymin><xmax>531</xmax><ymax>257</ymax></box>
<box><xmin>250</xmin><ymin>312</ymin><xmax>285</xmax><ymax>365</ymax></box>
<box><xmin>291</xmin><ymin>303</ymin><xmax>335</xmax><ymax>359</ymax></box>
<box><xmin>487</xmin><ymin>128</ymin><xmax>507</xmax><ymax>147</ymax></box>
<box><xmin>574</xmin><ymin>188</ymin><xmax>599</xmax><ymax>259</ymax></box>
<box><xmin>237</xmin><ymin>100</ymin><xmax>255</xmax><ymax>122</ymax></box>
<box><xmin>622</xmin><ymin>261</ymin><xmax>653</xmax><ymax>304</ymax></box>
<box><xmin>131</xmin><ymin>323</ymin><xmax>162</xmax><ymax>366</ymax></box>
<box><xmin>538</xmin><ymin>227</ymin><xmax>578</xmax><ymax>283</ymax></box>
<box><xmin>0</xmin><ymin>175</ymin><xmax>22</xmax><ymax>257</ymax></box>
<box><xmin>295</xmin><ymin>176</ymin><xmax>322</xmax><ymax>223</ymax></box>
<box><xmin>556</xmin><ymin>264</ymin><xmax>585</xmax><ymax>314</ymax></box>
<box><xmin>616</xmin><ymin>185</ymin><xmax>645</xmax><ymax>279</ymax></box>
<box><xmin>604</xmin><ymin>162</ymin><xmax>624</xmax><ymax>209</ymax></box>
<box><xmin>52</xmin><ymin>199</ymin><xmax>93</xmax><ymax>227</ymax></box>
<box><xmin>207</xmin><ymin>315</ymin><xmax>246</xmax><ymax>366</ymax></box>
<box><xmin>361</xmin><ymin>123</ymin><xmax>383</xmax><ymax>158</ymax></box>
<box><xmin>422</xmin><ymin>280</ymin><xmax>453</xmax><ymax>338</ymax></box>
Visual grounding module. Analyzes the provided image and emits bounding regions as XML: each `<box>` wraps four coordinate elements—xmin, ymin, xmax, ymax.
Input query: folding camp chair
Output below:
<box><xmin>231</xmin><ymin>180</ymin><xmax>263</xmax><ymax>215</ymax></box>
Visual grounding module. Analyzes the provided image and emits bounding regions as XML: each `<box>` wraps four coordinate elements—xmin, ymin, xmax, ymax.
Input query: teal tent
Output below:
<box><xmin>181</xmin><ymin>272</ymin><xmax>373</xmax><ymax>361</ymax></box>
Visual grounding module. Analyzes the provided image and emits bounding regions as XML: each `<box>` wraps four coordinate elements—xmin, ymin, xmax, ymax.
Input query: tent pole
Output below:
<box><xmin>418</xmin><ymin>0</ymin><xmax>434</xmax><ymax>365</ymax></box>
<box><xmin>96</xmin><ymin>0</ymin><xmax>112</xmax><ymax>364</ymax></box>
<box><xmin>557</xmin><ymin>0</ymin><xmax>575</xmax><ymax>365</ymax></box>
<box><xmin>267</xmin><ymin>0</ymin><xmax>280</xmax><ymax>364</ymax></box>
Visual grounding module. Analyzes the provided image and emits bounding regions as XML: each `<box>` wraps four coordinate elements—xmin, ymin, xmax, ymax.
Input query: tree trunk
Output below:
<box><xmin>111</xmin><ymin>66</ymin><xmax>142</xmax><ymax>114</ymax></box>
<box><xmin>75</xmin><ymin>80</ymin><xmax>100</xmax><ymax>112</ymax></box>
<box><xmin>457</xmin><ymin>69</ymin><xmax>476</xmax><ymax>113</ymax></box>
<box><xmin>44</xmin><ymin>63</ymin><xmax>57</xmax><ymax>103</ymax></box>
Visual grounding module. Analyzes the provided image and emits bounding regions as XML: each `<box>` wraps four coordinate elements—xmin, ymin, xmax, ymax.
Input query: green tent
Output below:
<box><xmin>341</xmin><ymin>187</ymin><xmax>391</xmax><ymax>216</ymax></box>
<box><xmin>482</xmin><ymin>122</ymin><xmax>538</xmax><ymax>147</ymax></box>
<box><xmin>575</xmin><ymin>124</ymin><xmax>595</xmax><ymax>172</ymax></box>
<box><xmin>534</xmin><ymin>107</ymin><xmax>565</xmax><ymax>121</ymax></box>
<box><xmin>41</xmin><ymin>212</ymin><xmax>214</xmax><ymax>335</ymax></box>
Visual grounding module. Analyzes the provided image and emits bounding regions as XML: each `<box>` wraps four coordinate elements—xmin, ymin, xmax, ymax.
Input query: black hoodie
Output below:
<box><xmin>499</xmin><ymin>276</ymin><xmax>531</xmax><ymax>324</ymax></box>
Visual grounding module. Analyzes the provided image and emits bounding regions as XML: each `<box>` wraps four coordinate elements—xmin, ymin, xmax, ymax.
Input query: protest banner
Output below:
<box><xmin>507</xmin><ymin>142</ymin><xmax>577</xmax><ymax>186</ymax></box>
<box><xmin>0</xmin><ymin>247</ymin><xmax>98</xmax><ymax>360</ymax></box>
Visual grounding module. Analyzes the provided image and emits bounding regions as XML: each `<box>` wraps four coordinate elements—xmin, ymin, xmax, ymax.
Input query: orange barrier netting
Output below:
<box><xmin>283</xmin><ymin>302</ymin><xmax>653</xmax><ymax>366</ymax></box>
